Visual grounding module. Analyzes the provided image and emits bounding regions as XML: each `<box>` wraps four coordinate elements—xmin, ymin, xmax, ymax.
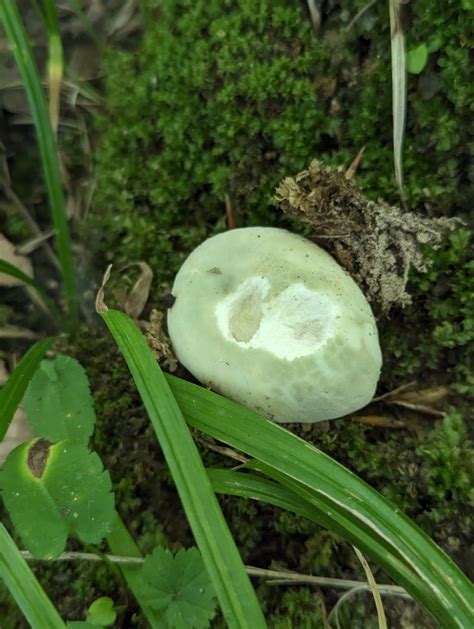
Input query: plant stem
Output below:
<box><xmin>20</xmin><ymin>550</ymin><xmax>411</xmax><ymax>597</ymax></box>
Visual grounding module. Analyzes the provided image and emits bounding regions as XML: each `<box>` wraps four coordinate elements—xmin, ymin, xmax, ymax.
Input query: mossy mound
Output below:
<box><xmin>89</xmin><ymin>0</ymin><xmax>473</xmax><ymax>388</ymax></box>
<box><xmin>90</xmin><ymin>0</ymin><xmax>472</xmax><ymax>284</ymax></box>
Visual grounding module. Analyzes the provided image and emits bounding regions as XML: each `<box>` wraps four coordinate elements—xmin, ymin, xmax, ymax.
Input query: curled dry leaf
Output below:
<box><xmin>0</xmin><ymin>233</ymin><xmax>33</xmax><ymax>287</ymax></box>
<box><xmin>124</xmin><ymin>261</ymin><xmax>153</xmax><ymax>319</ymax></box>
<box><xmin>95</xmin><ymin>264</ymin><xmax>112</xmax><ymax>314</ymax></box>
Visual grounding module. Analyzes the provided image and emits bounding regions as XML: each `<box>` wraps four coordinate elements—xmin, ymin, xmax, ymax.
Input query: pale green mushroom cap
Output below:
<box><xmin>167</xmin><ymin>227</ymin><xmax>382</xmax><ymax>423</ymax></box>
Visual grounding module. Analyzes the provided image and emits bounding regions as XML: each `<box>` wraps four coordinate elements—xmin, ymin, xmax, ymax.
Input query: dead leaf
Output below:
<box><xmin>0</xmin><ymin>233</ymin><xmax>33</xmax><ymax>286</ymax></box>
<box><xmin>124</xmin><ymin>261</ymin><xmax>153</xmax><ymax>319</ymax></box>
<box><xmin>398</xmin><ymin>385</ymin><xmax>450</xmax><ymax>405</ymax></box>
<box><xmin>95</xmin><ymin>265</ymin><xmax>112</xmax><ymax>313</ymax></box>
<box><xmin>352</xmin><ymin>415</ymin><xmax>406</xmax><ymax>429</ymax></box>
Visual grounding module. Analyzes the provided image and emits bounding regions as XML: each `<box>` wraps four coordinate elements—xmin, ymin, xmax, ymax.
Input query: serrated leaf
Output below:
<box><xmin>24</xmin><ymin>354</ymin><xmax>96</xmax><ymax>444</ymax></box>
<box><xmin>86</xmin><ymin>597</ymin><xmax>116</xmax><ymax>626</ymax></box>
<box><xmin>141</xmin><ymin>547</ymin><xmax>217</xmax><ymax>629</ymax></box>
<box><xmin>406</xmin><ymin>44</ymin><xmax>429</xmax><ymax>74</ymax></box>
<box><xmin>0</xmin><ymin>439</ymin><xmax>115</xmax><ymax>558</ymax></box>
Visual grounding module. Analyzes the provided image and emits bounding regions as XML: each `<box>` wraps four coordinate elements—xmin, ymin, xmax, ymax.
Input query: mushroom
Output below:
<box><xmin>167</xmin><ymin>227</ymin><xmax>382</xmax><ymax>423</ymax></box>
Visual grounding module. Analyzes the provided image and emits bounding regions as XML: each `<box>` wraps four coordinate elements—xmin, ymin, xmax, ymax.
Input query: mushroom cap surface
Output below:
<box><xmin>167</xmin><ymin>227</ymin><xmax>382</xmax><ymax>422</ymax></box>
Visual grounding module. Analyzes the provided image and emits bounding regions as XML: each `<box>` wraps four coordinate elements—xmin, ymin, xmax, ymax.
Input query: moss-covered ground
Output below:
<box><xmin>0</xmin><ymin>0</ymin><xmax>472</xmax><ymax>626</ymax></box>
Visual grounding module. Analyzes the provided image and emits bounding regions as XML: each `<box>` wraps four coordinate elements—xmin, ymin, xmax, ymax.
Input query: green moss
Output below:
<box><xmin>264</xmin><ymin>587</ymin><xmax>326</xmax><ymax>628</ymax></box>
<box><xmin>90</xmin><ymin>0</ymin><xmax>472</xmax><ymax>288</ymax></box>
<box><xmin>381</xmin><ymin>229</ymin><xmax>474</xmax><ymax>392</ymax></box>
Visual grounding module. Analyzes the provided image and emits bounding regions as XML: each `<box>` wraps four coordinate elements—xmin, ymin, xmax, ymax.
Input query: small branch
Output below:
<box><xmin>345</xmin><ymin>147</ymin><xmax>365</xmax><ymax>179</ymax></box>
<box><xmin>372</xmin><ymin>382</ymin><xmax>417</xmax><ymax>402</ymax></box>
<box><xmin>20</xmin><ymin>551</ymin><xmax>411</xmax><ymax>597</ymax></box>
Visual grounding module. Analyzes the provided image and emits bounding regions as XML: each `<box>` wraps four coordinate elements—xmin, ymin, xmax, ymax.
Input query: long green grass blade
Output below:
<box><xmin>106</xmin><ymin>516</ymin><xmax>163</xmax><ymax>628</ymax></box>
<box><xmin>208</xmin><ymin>467</ymin><xmax>423</xmax><ymax>604</ymax></box>
<box><xmin>208</xmin><ymin>468</ymin><xmax>326</xmax><ymax>524</ymax></box>
<box><xmin>0</xmin><ymin>1</ymin><xmax>78</xmax><ymax>325</ymax></box>
<box><xmin>0</xmin><ymin>524</ymin><xmax>65</xmax><ymax>628</ymax></box>
<box><xmin>0</xmin><ymin>337</ymin><xmax>55</xmax><ymax>440</ymax></box>
<box><xmin>101</xmin><ymin>309</ymin><xmax>267</xmax><ymax>629</ymax></box>
<box><xmin>0</xmin><ymin>259</ymin><xmax>61</xmax><ymax>324</ymax></box>
<box><xmin>167</xmin><ymin>375</ymin><xmax>474</xmax><ymax>628</ymax></box>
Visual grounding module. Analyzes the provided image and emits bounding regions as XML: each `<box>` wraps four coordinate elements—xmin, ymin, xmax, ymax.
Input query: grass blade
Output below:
<box><xmin>0</xmin><ymin>259</ymin><xmax>61</xmax><ymax>324</ymax></box>
<box><xmin>208</xmin><ymin>468</ymin><xmax>326</xmax><ymax>524</ymax></box>
<box><xmin>0</xmin><ymin>337</ymin><xmax>55</xmax><ymax>440</ymax></box>
<box><xmin>0</xmin><ymin>524</ymin><xmax>65</xmax><ymax>628</ymax></box>
<box><xmin>167</xmin><ymin>375</ymin><xmax>474</xmax><ymax>628</ymax></box>
<box><xmin>0</xmin><ymin>1</ymin><xmax>78</xmax><ymax>325</ymax></box>
<box><xmin>388</xmin><ymin>0</ymin><xmax>407</xmax><ymax>200</ymax></box>
<box><xmin>101</xmin><ymin>309</ymin><xmax>267</xmax><ymax>629</ymax></box>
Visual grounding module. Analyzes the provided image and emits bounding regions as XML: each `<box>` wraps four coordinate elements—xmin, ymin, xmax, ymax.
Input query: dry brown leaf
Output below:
<box><xmin>352</xmin><ymin>415</ymin><xmax>406</xmax><ymax>429</ymax></box>
<box><xmin>0</xmin><ymin>233</ymin><xmax>33</xmax><ymax>286</ymax></box>
<box><xmin>353</xmin><ymin>547</ymin><xmax>387</xmax><ymax>629</ymax></box>
<box><xmin>95</xmin><ymin>265</ymin><xmax>112</xmax><ymax>313</ymax></box>
<box><xmin>398</xmin><ymin>385</ymin><xmax>450</xmax><ymax>405</ymax></box>
<box><xmin>124</xmin><ymin>261</ymin><xmax>153</xmax><ymax>320</ymax></box>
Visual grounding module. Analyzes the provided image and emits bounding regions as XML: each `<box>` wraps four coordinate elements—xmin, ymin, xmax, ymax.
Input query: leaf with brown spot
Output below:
<box><xmin>0</xmin><ymin>439</ymin><xmax>115</xmax><ymax>559</ymax></box>
<box><xmin>27</xmin><ymin>438</ymin><xmax>52</xmax><ymax>478</ymax></box>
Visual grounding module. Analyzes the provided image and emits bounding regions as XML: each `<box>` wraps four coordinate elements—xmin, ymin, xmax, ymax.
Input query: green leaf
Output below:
<box><xmin>406</xmin><ymin>43</ymin><xmax>429</xmax><ymax>75</ymax></box>
<box><xmin>0</xmin><ymin>439</ymin><xmax>115</xmax><ymax>559</ymax></box>
<box><xmin>0</xmin><ymin>523</ymin><xmax>65</xmax><ymax>628</ymax></box>
<box><xmin>100</xmin><ymin>309</ymin><xmax>266</xmax><ymax>629</ymax></box>
<box><xmin>86</xmin><ymin>597</ymin><xmax>116</xmax><ymax>626</ymax></box>
<box><xmin>141</xmin><ymin>547</ymin><xmax>217</xmax><ymax>629</ymax></box>
<box><xmin>166</xmin><ymin>375</ymin><xmax>474</xmax><ymax>629</ymax></box>
<box><xmin>24</xmin><ymin>354</ymin><xmax>96</xmax><ymax>444</ymax></box>
<box><xmin>0</xmin><ymin>1</ymin><xmax>78</xmax><ymax>325</ymax></box>
<box><xmin>0</xmin><ymin>260</ymin><xmax>61</xmax><ymax>323</ymax></box>
<box><xmin>0</xmin><ymin>337</ymin><xmax>55</xmax><ymax>441</ymax></box>
<box><xmin>67</xmin><ymin>623</ymin><xmax>96</xmax><ymax>628</ymax></box>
